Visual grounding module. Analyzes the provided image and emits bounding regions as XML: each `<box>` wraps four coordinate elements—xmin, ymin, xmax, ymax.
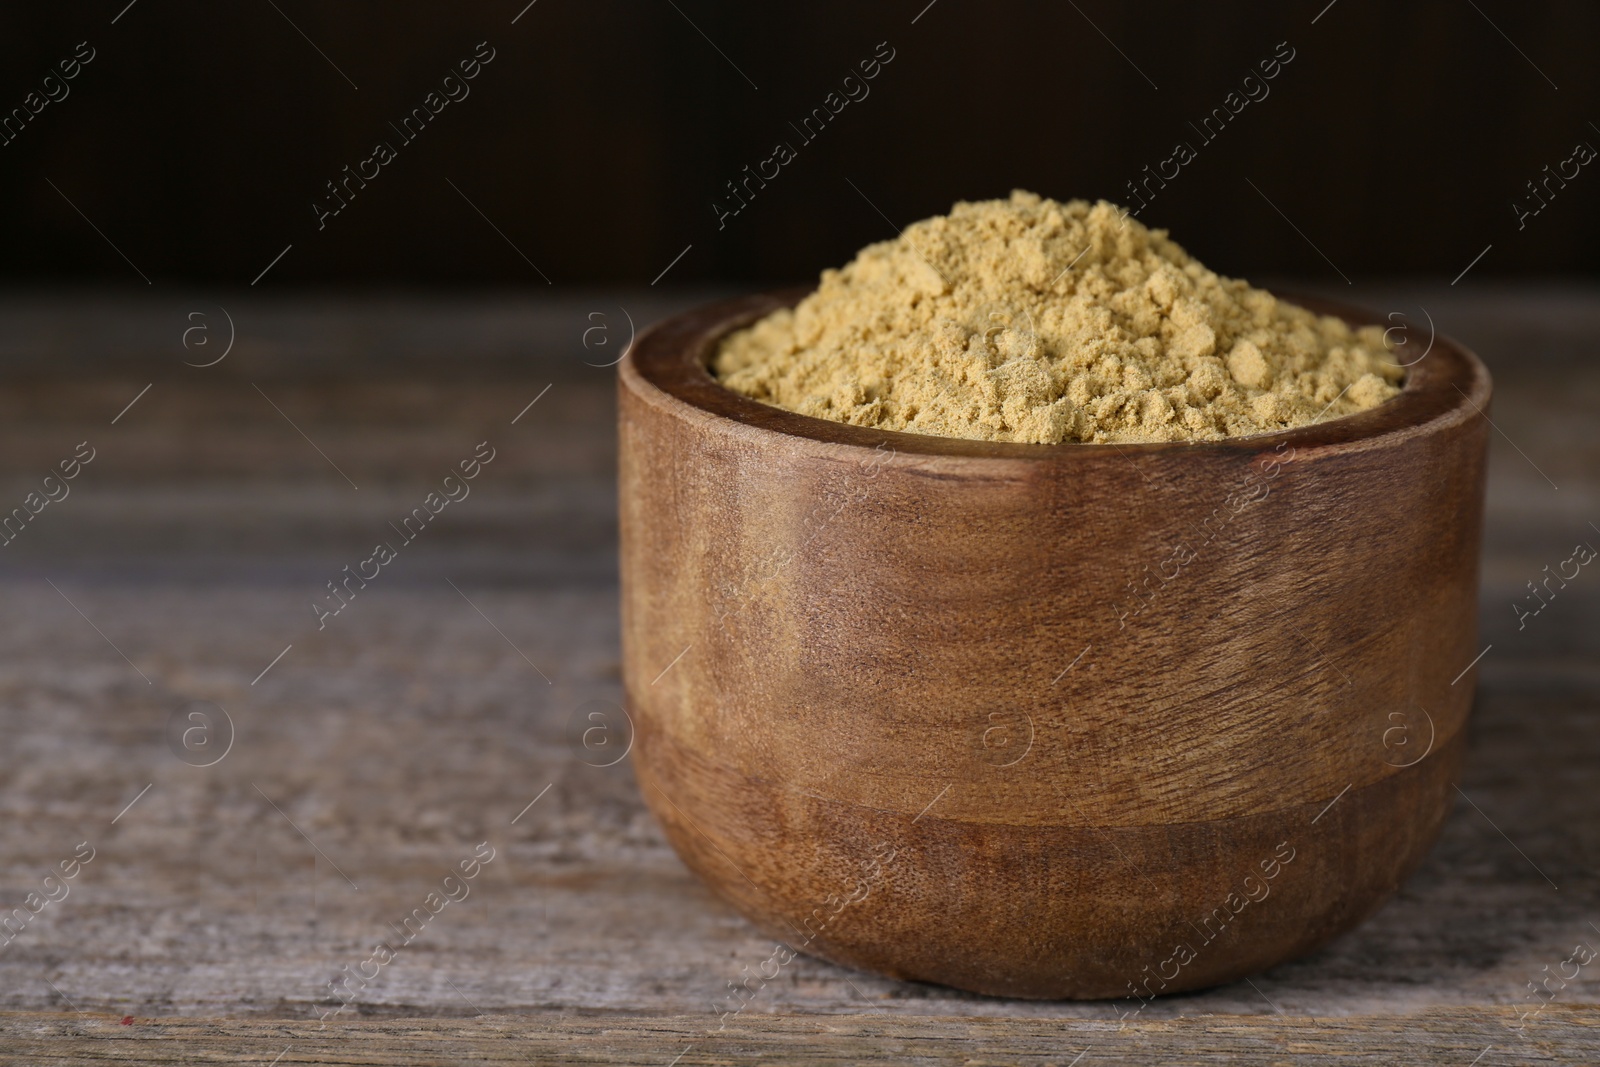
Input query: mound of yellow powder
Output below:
<box><xmin>712</xmin><ymin>191</ymin><xmax>1403</xmax><ymax>444</ymax></box>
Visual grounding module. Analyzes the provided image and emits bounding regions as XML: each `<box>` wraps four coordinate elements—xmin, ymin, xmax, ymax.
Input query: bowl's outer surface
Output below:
<box><xmin>617</xmin><ymin>291</ymin><xmax>1491</xmax><ymax>1000</ymax></box>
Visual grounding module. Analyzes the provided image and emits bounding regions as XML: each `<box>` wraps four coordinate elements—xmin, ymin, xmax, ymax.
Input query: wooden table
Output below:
<box><xmin>0</xmin><ymin>285</ymin><xmax>1596</xmax><ymax>1064</ymax></box>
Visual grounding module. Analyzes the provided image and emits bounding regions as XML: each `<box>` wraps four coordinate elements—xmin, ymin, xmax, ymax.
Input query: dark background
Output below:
<box><xmin>1</xmin><ymin>0</ymin><xmax>1596</xmax><ymax>288</ymax></box>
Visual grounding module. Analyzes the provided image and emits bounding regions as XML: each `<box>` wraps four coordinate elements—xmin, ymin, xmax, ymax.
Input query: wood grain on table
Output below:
<box><xmin>0</xmin><ymin>286</ymin><xmax>1596</xmax><ymax>1064</ymax></box>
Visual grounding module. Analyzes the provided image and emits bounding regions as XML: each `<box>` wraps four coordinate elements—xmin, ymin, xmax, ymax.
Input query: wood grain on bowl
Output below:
<box><xmin>618</xmin><ymin>291</ymin><xmax>1491</xmax><ymax>999</ymax></box>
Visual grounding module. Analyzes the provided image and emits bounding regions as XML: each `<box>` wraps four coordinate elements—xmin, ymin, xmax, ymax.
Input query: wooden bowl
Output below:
<box><xmin>618</xmin><ymin>290</ymin><xmax>1491</xmax><ymax>1000</ymax></box>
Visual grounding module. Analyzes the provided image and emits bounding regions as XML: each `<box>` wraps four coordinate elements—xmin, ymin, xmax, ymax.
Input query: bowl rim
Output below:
<box><xmin>621</xmin><ymin>287</ymin><xmax>1493</xmax><ymax>461</ymax></box>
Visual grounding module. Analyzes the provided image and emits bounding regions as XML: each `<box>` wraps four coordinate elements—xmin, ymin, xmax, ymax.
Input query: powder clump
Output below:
<box><xmin>712</xmin><ymin>191</ymin><xmax>1404</xmax><ymax>444</ymax></box>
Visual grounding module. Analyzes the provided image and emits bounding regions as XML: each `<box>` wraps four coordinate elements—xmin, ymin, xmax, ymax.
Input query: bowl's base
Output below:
<box><xmin>636</xmin><ymin>727</ymin><xmax>1462</xmax><ymax>1001</ymax></box>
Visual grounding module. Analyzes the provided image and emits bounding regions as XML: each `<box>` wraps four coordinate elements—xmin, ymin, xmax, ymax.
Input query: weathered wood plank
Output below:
<box><xmin>1</xmin><ymin>1007</ymin><xmax>1597</xmax><ymax>1065</ymax></box>
<box><xmin>0</xmin><ymin>288</ymin><xmax>1596</xmax><ymax>1048</ymax></box>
